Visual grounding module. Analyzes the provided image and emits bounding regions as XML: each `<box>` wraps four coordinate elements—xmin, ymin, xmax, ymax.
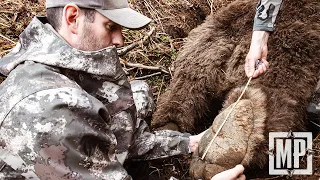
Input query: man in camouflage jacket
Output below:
<box><xmin>2</xmin><ymin>0</ymin><xmax>317</xmax><ymax>179</ymax></box>
<box><xmin>0</xmin><ymin>0</ymin><xmax>203</xmax><ymax>179</ymax></box>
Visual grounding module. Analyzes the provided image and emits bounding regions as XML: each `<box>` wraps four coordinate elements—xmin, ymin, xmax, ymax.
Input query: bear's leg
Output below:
<box><xmin>151</xmin><ymin>74</ymin><xmax>227</xmax><ymax>133</ymax></box>
<box><xmin>243</xmin><ymin>89</ymin><xmax>308</xmax><ymax>177</ymax></box>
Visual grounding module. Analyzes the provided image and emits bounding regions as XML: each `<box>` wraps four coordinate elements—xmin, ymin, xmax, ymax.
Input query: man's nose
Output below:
<box><xmin>112</xmin><ymin>30</ymin><xmax>124</xmax><ymax>47</ymax></box>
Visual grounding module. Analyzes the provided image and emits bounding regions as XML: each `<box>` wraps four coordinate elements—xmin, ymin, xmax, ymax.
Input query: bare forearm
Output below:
<box><xmin>250</xmin><ymin>31</ymin><xmax>270</xmax><ymax>50</ymax></box>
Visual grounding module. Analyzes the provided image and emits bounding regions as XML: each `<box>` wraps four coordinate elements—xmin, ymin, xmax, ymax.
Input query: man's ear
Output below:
<box><xmin>63</xmin><ymin>4</ymin><xmax>81</xmax><ymax>34</ymax></box>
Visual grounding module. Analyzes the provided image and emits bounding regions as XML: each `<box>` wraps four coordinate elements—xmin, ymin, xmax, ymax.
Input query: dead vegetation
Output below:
<box><xmin>0</xmin><ymin>0</ymin><xmax>319</xmax><ymax>179</ymax></box>
<box><xmin>0</xmin><ymin>0</ymin><xmax>45</xmax><ymax>56</ymax></box>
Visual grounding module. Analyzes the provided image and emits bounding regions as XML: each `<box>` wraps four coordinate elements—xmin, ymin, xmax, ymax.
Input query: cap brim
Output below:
<box><xmin>96</xmin><ymin>8</ymin><xmax>151</xmax><ymax>29</ymax></box>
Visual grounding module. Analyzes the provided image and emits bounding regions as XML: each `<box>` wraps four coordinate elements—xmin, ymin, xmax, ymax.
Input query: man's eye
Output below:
<box><xmin>107</xmin><ymin>24</ymin><xmax>117</xmax><ymax>31</ymax></box>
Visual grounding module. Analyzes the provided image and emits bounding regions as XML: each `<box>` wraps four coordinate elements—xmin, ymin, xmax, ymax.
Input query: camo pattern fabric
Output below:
<box><xmin>0</xmin><ymin>17</ymin><xmax>190</xmax><ymax>180</ymax></box>
<box><xmin>253</xmin><ymin>0</ymin><xmax>283</xmax><ymax>31</ymax></box>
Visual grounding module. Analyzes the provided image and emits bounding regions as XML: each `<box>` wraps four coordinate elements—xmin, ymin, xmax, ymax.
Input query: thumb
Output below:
<box><xmin>227</xmin><ymin>165</ymin><xmax>245</xmax><ymax>179</ymax></box>
<box><xmin>245</xmin><ymin>59</ymin><xmax>255</xmax><ymax>77</ymax></box>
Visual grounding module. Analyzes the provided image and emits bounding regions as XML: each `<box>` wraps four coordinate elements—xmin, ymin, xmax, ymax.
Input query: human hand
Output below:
<box><xmin>245</xmin><ymin>31</ymin><xmax>270</xmax><ymax>78</ymax></box>
<box><xmin>211</xmin><ymin>165</ymin><xmax>246</xmax><ymax>180</ymax></box>
<box><xmin>189</xmin><ymin>130</ymin><xmax>208</xmax><ymax>152</ymax></box>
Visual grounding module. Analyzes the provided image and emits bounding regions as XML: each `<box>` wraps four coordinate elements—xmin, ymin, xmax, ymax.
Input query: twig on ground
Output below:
<box><xmin>122</xmin><ymin>68</ymin><xmax>129</xmax><ymax>75</ymax></box>
<box><xmin>315</xmin><ymin>133</ymin><xmax>320</xmax><ymax>142</ymax></box>
<box><xmin>138</xmin><ymin>51</ymin><xmax>155</xmax><ymax>65</ymax></box>
<box><xmin>0</xmin><ymin>10</ymin><xmax>15</xmax><ymax>14</ymax></box>
<box><xmin>123</xmin><ymin>67</ymin><xmax>136</xmax><ymax>72</ymax></box>
<box><xmin>134</xmin><ymin>72</ymin><xmax>161</xmax><ymax>80</ymax></box>
<box><xmin>207</xmin><ymin>0</ymin><xmax>216</xmax><ymax>13</ymax></box>
<box><xmin>1</xmin><ymin>14</ymin><xmax>11</xmax><ymax>22</ymax></box>
<box><xmin>0</xmin><ymin>49</ymin><xmax>12</xmax><ymax>57</ymax></box>
<box><xmin>1</xmin><ymin>0</ymin><xmax>20</xmax><ymax>5</ymax></box>
<box><xmin>144</xmin><ymin>0</ymin><xmax>164</xmax><ymax>32</ymax></box>
<box><xmin>149</xmin><ymin>166</ymin><xmax>161</xmax><ymax>177</ymax></box>
<box><xmin>120</xmin><ymin>58</ymin><xmax>169</xmax><ymax>74</ymax></box>
<box><xmin>117</xmin><ymin>27</ymin><xmax>155</xmax><ymax>56</ymax></box>
<box><xmin>0</xmin><ymin>22</ymin><xmax>9</xmax><ymax>27</ymax></box>
<box><xmin>311</xmin><ymin>121</ymin><xmax>320</xmax><ymax>128</ymax></box>
<box><xmin>12</xmin><ymin>13</ymin><xmax>18</xmax><ymax>22</ymax></box>
<box><xmin>157</xmin><ymin>56</ymin><xmax>165</xmax><ymax>65</ymax></box>
<box><xmin>168</xmin><ymin>67</ymin><xmax>173</xmax><ymax>77</ymax></box>
<box><xmin>0</xmin><ymin>33</ymin><xmax>16</xmax><ymax>44</ymax></box>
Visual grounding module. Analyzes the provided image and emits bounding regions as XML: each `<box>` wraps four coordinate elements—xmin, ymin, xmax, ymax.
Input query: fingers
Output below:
<box><xmin>229</xmin><ymin>165</ymin><xmax>245</xmax><ymax>179</ymax></box>
<box><xmin>189</xmin><ymin>130</ymin><xmax>208</xmax><ymax>152</ymax></box>
<box><xmin>252</xmin><ymin>59</ymin><xmax>269</xmax><ymax>78</ymax></box>
<box><xmin>189</xmin><ymin>134</ymin><xmax>201</xmax><ymax>153</ymax></box>
<box><xmin>245</xmin><ymin>58</ymin><xmax>255</xmax><ymax>78</ymax></box>
<box><xmin>245</xmin><ymin>57</ymin><xmax>268</xmax><ymax>78</ymax></box>
<box><xmin>261</xmin><ymin>58</ymin><xmax>269</xmax><ymax>68</ymax></box>
<box><xmin>189</xmin><ymin>142</ymin><xmax>198</xmax><ymax>152</ymax></box>
<box><xmin>245</xmin><ymin>43</ymin><xmax>269</xmax><ymax>78</ymax></box>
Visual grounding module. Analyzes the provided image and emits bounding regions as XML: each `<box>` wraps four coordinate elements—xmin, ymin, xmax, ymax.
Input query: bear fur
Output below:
<box><xmin>151</xmin><ymin>0</ymin><xmax>320</xmax><ymax>177</ymax></box>
<box><xmin>190</xmin><ymin>88</ymin><xmax>267</xmax><ymax>179</ymax></box>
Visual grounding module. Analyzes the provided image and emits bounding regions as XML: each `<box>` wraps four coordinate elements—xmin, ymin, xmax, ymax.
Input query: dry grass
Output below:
<box><xmin>0</xmin><ymin>0</ymin><xmax>46</xmax><ymax>56</ymax></box>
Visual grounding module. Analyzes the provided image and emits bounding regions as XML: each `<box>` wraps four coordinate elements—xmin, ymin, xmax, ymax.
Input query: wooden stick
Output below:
<box><xmin>123</xmin><ymin>67</ymin><xmax>136</xmax><ymax>72</ymax></box>
<box><xmin>0</xmin><ymin>22</ymin><xmax>9</xmax><ymax>28</ymax></box>
<box><xmin>310</xmin><ymin>121</ymin><xmax>320</xmax><ymax>128</ymax></box>
<box><xmin>0</xmin><ymin>33</ymin><xmax>16</xmax><ymax>44</ymax></box>
<box><xmin>210</xmin><ymin>0</ymin><xmax>214</xmax><ymax>13</ymax></box>
<box><xmin>201</xmin><ymin>76</ymin><xmax>253</xmax><ymax>160</ymax></box>
<box><xmin>134</xmin><ymin>72</ymin><xmax>161</xmax><ymax>80</ymax></box>
<box><xmin>117</xmin><ymin>27</ymin><xmax>155</xmax><ymax>56</ymax></box>
<box><xmin>120</xmin><ymin>59</ymin><xmax>169</xmax><ymax>74</ymax></box>
<box><xmin>168</xmin><ymin>67</ymin><xmax>173</xmax><ymax>77</ymax></box>
<box><xmin>209</xmin><ymin>0</ymin><xmax>216</xmax><ymax>13</ymax></box>
<box><xmin>0</xmin><ymin>49</ymin><xmax>11</xmax><ymax>57</ymax></box>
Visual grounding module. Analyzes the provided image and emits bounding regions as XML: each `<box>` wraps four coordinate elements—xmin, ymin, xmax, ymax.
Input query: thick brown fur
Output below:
<box><xmin>190</xmin><ymin>87</ymin><xmax>268</xmax><ymax>179</ymax></box>
<box><xmin>152</xmin><ymin>0</ymin><xmax>320</xmax><ymax>173</ymax></box>
<box><xmin>225</xmin><ymin>87</ymin><xmax>267</xmax><ymax>168</ymax></box>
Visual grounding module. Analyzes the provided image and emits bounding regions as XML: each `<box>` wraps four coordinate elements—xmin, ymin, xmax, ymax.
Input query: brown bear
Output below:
<box><xmin>151</xmin><ymin>0</ymin><xmax>320</xmax><ymax>178</ymax></box>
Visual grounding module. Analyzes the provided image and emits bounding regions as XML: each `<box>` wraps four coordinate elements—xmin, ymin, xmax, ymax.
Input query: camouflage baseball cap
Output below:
<box><xmin>46</xmin><ymin>0</ymin><xmax>152</xmax><ymax>29</ymax></box>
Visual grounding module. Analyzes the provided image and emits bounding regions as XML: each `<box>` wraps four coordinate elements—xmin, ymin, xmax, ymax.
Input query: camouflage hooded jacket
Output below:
<box><xmin>0</xmin><ymin>17</ymin><xmax>190</xmax><ymax>179</ymax></box>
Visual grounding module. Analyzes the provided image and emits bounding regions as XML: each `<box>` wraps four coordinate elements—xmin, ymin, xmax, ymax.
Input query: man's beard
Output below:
<box><xmin>75</xmin><ymin>22</ymin><xmax>107</xmax><ymax>51</ymax></box>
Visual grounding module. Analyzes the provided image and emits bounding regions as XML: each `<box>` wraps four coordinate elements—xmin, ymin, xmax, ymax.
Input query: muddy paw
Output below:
<box><xmin>190</xmin><ymin>97</ymin><xmax>266</xmax><ymax>179</ymax></box>
<box><xmin>190</xmin><ymin>149</ymin><xmax>228</xmax><ymax>180</ymax></box>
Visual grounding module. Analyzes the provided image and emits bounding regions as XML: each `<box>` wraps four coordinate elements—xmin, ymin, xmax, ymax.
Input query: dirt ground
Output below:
<box><xmin>0</xmin><ymin>0</ymin><xmax>319</xmax><ymax>179</ymax></box>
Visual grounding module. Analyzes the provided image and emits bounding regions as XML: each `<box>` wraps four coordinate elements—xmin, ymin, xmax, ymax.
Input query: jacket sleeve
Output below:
<box><xmin>1</xmin><ymin>87</ymin><xmax>131</xmax><ymax>180</ymax></box>
<box><xmin>124</xmin><ymin>80</ymin><xmax>191</xmax><ymax>160</ymax></box>
<box><xmin>253</xmin><ymin>0</ymin><xmax>283</xmax><ymax>32</ymax></box>
<box><xmin>128</xmin><ymin>118</ymin><xmax>191</xmax><ymax>160</ymax></box>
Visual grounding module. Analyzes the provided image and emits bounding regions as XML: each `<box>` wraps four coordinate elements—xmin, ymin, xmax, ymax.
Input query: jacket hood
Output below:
<box><xmin>0</xmin><ymin>17</ymin><xmax>123</xmax><ymax>78</ymax></box>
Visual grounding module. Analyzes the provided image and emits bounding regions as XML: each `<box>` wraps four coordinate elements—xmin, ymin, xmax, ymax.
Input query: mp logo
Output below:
<box><xmin>269</xmin><ymin>131</ymin><xmax>313</xmax><ymax>176</ymax></box>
